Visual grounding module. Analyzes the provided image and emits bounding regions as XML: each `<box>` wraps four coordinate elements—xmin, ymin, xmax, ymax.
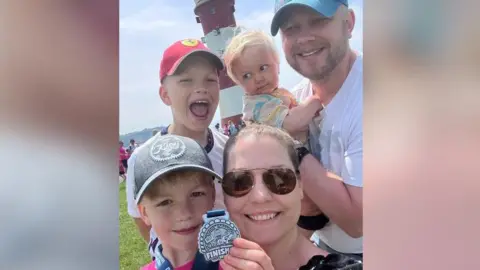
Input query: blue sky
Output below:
<box><xmin>120</xmin><ymin>0</ymin><xmax>363</xmax><ymax>134</ymax></box>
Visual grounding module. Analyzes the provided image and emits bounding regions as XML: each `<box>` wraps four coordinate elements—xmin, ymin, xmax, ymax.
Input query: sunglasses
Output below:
<box><xmin>222</xmin><ymin>167</ymin><xmax>297</xmax><ymax>198</ymax></box>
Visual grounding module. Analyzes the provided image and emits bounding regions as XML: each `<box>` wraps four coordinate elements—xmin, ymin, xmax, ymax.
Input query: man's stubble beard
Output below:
<box><xmin>289</xmin><ymin>22</ymin><xmax>350</xmax><ymax>82</ymax></box>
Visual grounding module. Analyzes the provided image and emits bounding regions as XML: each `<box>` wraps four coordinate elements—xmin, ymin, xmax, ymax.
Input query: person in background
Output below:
<box><xmin>228</xmin><ymin>120</ymin><xmax>238</xmax><ymax>136</ymax></box>
<box><xmin>223</xmin><ymin>123</ymin><xmax>230</xmax><ymax>136</ymax></box>
<box><xmin>119</xmin><ymin>141</ymin><xmax>129</xmax><ymax>173</ymax></box>
<box><xmin>127</xmin><ymin>139</ymin><xmax>137</xmax><ymax>157</ymax></box>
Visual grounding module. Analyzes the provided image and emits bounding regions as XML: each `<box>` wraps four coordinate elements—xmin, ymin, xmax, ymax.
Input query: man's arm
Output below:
<box><xmin>283</xmin><ymin>96</ymin><xmax>322</xmax><ymax>134</ymax></box>
<box><xmin>299</xmin><ymin>125</ymin><xmax>363</xmax><ymax>238</ymax></box>
<box><xmin>125</xmin><ymin>154</ymin><xmax>151</xmax><ymax>243</ymax></box>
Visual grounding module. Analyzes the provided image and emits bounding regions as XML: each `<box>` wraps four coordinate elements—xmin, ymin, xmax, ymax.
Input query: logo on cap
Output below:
<box><xmin>150</xmin><ymin>136</ymin><xmax>186</xmax><ymax>161</ymax></box>
<box><xmin>198</xmin><ymin>218</ymin><xmax>240</xmax><ymax>262</ymax></box>
<box><xmin>181</xmin><ymin>39</ymin><xmax>199</xmax><ymax>47</ymax></box>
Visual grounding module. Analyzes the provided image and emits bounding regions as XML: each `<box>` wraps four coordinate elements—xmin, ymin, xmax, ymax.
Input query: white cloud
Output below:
<box><xmin>120</xmin><ymin>2</ymin><xmax>364</xmax><ymax>134</ymax></box>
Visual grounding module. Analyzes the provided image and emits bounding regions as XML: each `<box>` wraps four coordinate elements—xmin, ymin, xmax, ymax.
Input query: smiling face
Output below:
<box><xmin>280</xmin><ymin>5</ymin><xmax>354</xmax><ymax>81</ymax></box>
<box><xmin>224</xmin><ymin>134</ymin><xmax>303</xmax><ymax>245</ymax></box>
<box><xmin>160</xmin><ymin>55</ymin><xmax>220</xmax><ymax>132</ymax></box>
<box><xmin>138</xmin><ymin>171</ymin><xmax>215</xmax><ymax>251</ymax></box>
<box><xmin>232</xmin><ymin>45</ymin><xmax>280</xmax><ymax>95</ymax></box>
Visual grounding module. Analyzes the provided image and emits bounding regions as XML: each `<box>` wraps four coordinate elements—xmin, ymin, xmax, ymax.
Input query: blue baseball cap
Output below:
<box><xmin>271</xmin><ymin>0</ymin><xmax>348</xmax><ymax>36</ymax></box>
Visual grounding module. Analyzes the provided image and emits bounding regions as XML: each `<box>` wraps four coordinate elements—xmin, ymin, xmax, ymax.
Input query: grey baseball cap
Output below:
<box><xmin>134</xmin><ymin>134</ymin><xmax>221</xmax><ymax>204</ymax></box>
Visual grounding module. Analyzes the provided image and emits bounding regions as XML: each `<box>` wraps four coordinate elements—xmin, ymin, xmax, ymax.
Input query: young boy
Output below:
<box><xmin>135</xmin><ymin>135</ymin><xmax>272</xmax><ymax>270</ymax></box>
<box><xmin>125</xmin><ymin>39</ymin><xmax>228</xmax><ymax>258</ymax></box>
<box><xmin>223</xmin><ymin>30</ymin><xmax>323</xmax><ymax>147</ymax></box>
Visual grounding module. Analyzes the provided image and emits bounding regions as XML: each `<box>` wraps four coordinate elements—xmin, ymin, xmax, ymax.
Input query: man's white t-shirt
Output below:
<box><xmin>293</xmin><ymin>54</ymin><xmax>363</xmax><ymax>254</ymax></box>
<box><xmin>125</xmin><ymin>128</ymin><xmax>228</xmax><ymax>256</ymax></box>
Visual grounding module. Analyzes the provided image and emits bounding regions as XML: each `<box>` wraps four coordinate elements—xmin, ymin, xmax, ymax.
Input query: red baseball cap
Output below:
<box><xmin>159</xmin><ymin>39</ymin><xmax>224</xmax><ymax>82</ymax></box>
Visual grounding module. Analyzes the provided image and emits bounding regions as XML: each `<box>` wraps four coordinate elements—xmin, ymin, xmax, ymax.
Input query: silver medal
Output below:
<box><xmin>198</xmin><ymin>210</ymin><xmax>240</xmax><ymax>262</ymax></box>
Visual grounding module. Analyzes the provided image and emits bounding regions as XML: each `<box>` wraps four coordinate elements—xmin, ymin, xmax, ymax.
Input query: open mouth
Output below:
<box><xmin>189</xmin><ymin>100</ymin><xmax>210</xmax><ymax>119</ymax></box>
<box><xmin>172</xmin><ymin>224</ymin><xmax>200</xmax><ymax>235</ymax></box>
<box><xmin>245</xmin><ymin>212</ymin><xmax>281</xmax><ymax>222</ymax></box>
<box><xmin>297</xmin><ymin>48</ymin><xmax>325</xmax><ymax>58</ymax></box>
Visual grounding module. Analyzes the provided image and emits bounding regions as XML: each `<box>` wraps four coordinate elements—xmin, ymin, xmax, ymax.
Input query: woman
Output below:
<box><xmin>221</xmin><ymin>124</ymin><xmax>362</xmax><ymax>270</ymax></box>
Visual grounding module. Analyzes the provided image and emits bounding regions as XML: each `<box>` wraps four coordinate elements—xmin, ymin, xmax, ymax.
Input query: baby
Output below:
<box><xmin>224</xmin><ymin>29</ymin><xmax>327</xmax><ymax>234</ymax></box>
<box><xmin>223</xmin><ymin>29</ymin><xmax>323</xmax><ymax>147</ymax></box>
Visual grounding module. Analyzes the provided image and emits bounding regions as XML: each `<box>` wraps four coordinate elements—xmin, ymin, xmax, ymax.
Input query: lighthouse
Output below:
<box><xmin>193</xmin><ymin>0</ymin><xmax>243</xmax><ymax>126</ymax></box>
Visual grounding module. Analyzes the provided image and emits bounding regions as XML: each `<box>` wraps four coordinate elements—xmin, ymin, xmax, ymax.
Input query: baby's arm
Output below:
<box><xmin>282</xmin><ymin>96</ymin><xmax>323</xmax><ymax>134</ymax></box>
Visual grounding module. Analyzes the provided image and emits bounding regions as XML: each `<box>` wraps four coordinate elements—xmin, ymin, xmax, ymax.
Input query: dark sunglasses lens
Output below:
<box><xmin>263</xmin><ymin>168</ymin><xmax>297</xmax><ymax>195</ymax></box>
<box><xmin>222</xmin><ymin>171</ymin><xmax>253</xmax><ymax>197</ymax></box>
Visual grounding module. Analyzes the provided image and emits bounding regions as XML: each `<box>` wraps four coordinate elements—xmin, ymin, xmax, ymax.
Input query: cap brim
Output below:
<box><xmin>167</xmin><ymin>50</ymin><xmax>224</xmax><ymax>76</ymax></box>
<box><xmin>135</xmin><ymin>164</ymin><xmax>222</xmax><ymax>204</ymax></box>
<box><xmin>271</xmin><ymin>0</ymin><xmax>341</xmax><ymax>36</ymax></box>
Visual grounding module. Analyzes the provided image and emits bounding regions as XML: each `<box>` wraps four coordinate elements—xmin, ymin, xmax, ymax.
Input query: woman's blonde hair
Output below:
<box><xmin>224</xmin><ymin>29</ymin><xmax>280</xmax><ymax>84</ymax></box>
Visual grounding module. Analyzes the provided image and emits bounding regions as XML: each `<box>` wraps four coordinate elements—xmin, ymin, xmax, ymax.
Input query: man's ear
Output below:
<box><xmin>138</xmin><ymin>204</ymin><xmax>152</xmax><ymax>227</ymax></box>
<box><xmin>159</xmin><ymin>85</ymin><xmax>172</xmax><ymax>106</ymax></box>
<box><xmin>346</xmin><ymin>9</ymin><xmax>356</xmax><ymax>39</ymax></box>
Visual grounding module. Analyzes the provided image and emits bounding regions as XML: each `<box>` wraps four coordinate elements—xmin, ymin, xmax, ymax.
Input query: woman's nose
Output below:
<box><xmin>248</xmin><ymin>172</ymin><xmax>273</xmax><ymax>203</ymax></box>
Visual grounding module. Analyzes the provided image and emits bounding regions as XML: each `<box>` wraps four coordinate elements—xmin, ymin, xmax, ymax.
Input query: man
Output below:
<box><xmin>271</xmin><ymin>0</ymin><xmax>363</xmax><ymax>257</ymax></box>
<box><xmin>125</xmin><ymin>39</ymin><xmax>228</xmax><ymax>258</ymax></box>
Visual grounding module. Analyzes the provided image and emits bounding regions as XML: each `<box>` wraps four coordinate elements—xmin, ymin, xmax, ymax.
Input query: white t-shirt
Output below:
<box><xmin>125</xmin><ymin>128</ymin><xmax>228</xmax><ymax>256</ymax></box>
<box><xmin>293</xmin><ymin>54</ymin><xmax>363</xmax><ymax>254</ymax></box>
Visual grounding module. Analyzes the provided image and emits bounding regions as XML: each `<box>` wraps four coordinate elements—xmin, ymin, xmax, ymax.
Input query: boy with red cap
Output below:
<box><xmin>125</xmin><ymin>39</ymin><xmax>229</xmax><ymax>260</ymax></box>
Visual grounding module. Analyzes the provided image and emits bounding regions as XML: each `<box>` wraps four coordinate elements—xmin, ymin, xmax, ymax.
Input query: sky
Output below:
<box><xmin>119</xmin><ymin>0</ymin><xmax>363</xmax><ymax>134</ymax></box>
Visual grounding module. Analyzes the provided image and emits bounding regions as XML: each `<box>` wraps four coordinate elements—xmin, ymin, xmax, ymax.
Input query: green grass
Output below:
<box><xmin>119</xmin><ymin>181</ymin><xmax>151</xmax><ymax>270</ymax></box>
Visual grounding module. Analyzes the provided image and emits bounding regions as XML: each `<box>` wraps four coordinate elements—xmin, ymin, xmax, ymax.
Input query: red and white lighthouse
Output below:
<box><xmin>193</xmin><ymin>0</ymin><xmax>243</xmax><ymax>126</ymax></box>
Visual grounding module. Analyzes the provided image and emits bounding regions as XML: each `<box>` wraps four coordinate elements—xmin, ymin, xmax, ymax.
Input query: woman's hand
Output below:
<box><xmin>219</xmin><ymin>238</ymin><xmax>274</xmax><ymax>270</ymax></box>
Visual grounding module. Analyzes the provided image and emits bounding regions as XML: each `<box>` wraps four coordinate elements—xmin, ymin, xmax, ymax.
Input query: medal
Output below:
<box><xmin>198</xmin><ymin>210</ymin><xmax>241</xmax><ymax>262</ymax></box>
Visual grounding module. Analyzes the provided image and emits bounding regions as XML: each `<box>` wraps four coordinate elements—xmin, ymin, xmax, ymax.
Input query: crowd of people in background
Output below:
<box><xmin>215</xmin><ymin>120</ymin><xmax>246</xmax><ymax>136</ymax></box>
<box><xmin>119</xmin><ymin>135</ymin><xmax>147</xmax><ymax>181</ymax></box>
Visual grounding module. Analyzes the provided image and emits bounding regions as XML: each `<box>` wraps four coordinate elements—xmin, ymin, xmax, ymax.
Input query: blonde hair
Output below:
<box><xmin>224</xmin><ymin>29</ymin><xmax>280</xmax><ymax>84</ymax></box>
